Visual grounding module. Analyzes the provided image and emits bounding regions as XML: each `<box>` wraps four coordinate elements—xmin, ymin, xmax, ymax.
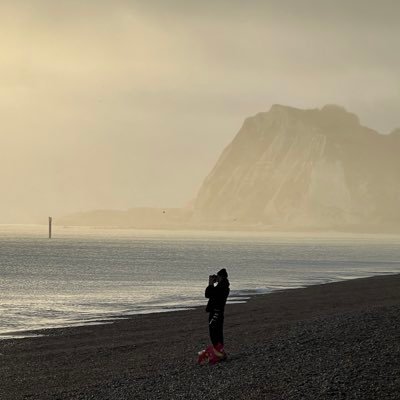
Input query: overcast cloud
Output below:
<box><xmin>1</xmin><ymin>0</ymin><xmax>399</xmax><ymax>222</ymax></box>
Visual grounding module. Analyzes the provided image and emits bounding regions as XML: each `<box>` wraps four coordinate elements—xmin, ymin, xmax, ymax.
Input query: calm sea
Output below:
<box><xmin>1</xmin><ymin>225</ymin><xmax>399</xmax><ymax>338</ymax></box>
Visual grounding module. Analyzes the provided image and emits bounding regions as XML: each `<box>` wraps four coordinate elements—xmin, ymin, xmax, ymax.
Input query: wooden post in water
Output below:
<box><xmin>48</xmin><ymin>216</ymin><xmax>52</xmax><ymax>239</ymax></box>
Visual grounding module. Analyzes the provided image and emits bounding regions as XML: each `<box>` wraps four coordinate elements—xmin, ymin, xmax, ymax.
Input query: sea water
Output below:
<box><xmin>1</xmin><ymin>225</ymin><xmax>399</xmax><ymax>338</ymax></box>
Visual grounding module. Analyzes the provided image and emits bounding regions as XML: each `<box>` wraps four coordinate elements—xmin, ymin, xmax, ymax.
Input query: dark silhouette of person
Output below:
<box><xmin>205</xmin><ymin>268</ymin><xmax>230</xmax><ymax>351</ymax></box>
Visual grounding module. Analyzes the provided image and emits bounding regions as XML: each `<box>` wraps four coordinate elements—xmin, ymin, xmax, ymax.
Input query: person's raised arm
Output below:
<box><xmin>205</xmin><ymin>275</ymin><xmax>216</xmax><ymax>298</ymax></box>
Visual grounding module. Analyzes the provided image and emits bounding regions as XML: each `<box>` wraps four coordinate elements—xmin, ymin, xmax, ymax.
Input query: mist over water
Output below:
<box><xmin>1</xmin><ymin>225</ymin><xmax>399</xmax><ymax>338</ymax></box>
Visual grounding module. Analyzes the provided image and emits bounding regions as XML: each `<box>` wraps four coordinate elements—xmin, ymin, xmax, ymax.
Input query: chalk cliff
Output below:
<box><xmin>193</xmin><ymin>105</ymin><xmax>400</xmax><ymax>230</ymax></box>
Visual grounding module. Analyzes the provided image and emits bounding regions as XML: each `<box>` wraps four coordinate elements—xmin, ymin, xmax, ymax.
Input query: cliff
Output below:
<box><xmin>193</xmin><ymin>105</ymin><xmax>400</xmax><ymax>230</ymax></box>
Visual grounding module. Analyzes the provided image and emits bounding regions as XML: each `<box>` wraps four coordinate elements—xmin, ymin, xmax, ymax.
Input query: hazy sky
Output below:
<box><xmin>1</xmin><ymin>0</ymin><xmax>399</xmax><ymax>222</ymax></box>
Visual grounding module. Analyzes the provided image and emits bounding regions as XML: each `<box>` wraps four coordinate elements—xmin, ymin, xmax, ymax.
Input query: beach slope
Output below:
<box><xmin>1</xmin><ymin>274</ymin><xmax>399</xmax><ymax>399</ymax></box>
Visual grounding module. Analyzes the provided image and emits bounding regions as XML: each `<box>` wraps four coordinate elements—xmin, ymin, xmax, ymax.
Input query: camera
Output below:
<box><xmin>209</xmin><ymin>274</ymin><xmax>217</xmax><ymax>281</ymax></box>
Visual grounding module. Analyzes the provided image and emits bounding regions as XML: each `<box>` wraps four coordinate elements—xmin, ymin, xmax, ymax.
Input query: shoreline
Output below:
<box><xmin>1</xmin><ymin>272</ymin><xmax>398</xmax><ymax>340</ymax></box>
<box><xmin>1</xmin><ymin>273</ymin><xmax>399</xmax><ymax>399</ymax></box>
<box><xmin>3</xmin><ymin>223</ymin><xmax>400</xmax><ymax>238</ymax></box>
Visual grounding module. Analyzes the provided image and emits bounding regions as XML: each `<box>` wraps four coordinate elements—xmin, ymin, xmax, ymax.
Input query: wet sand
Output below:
<box><xmin>1</xmin><ymin>274</ymin><xmax>399</xmax><ymax>399</ymax></box>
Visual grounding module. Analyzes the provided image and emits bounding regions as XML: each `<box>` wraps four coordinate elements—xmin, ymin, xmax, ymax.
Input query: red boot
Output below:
<box><xmin>212</xmin><ymin>343</ymin><xmax>227</xmax><ymax>363</ymax></box>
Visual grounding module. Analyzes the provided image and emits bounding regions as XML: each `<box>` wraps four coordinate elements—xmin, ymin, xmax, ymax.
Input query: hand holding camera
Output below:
<box><xmin>209</xmin><ymin>274</ymin><xmax>217</xmax><ymax>285</ymax></box>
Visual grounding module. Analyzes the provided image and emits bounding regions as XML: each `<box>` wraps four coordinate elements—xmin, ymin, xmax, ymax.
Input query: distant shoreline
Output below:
<box><xmin>2</xmin><ymin>222</ymin><xmax>400</xmax><ymax>237</ymax></box>
<box><xmin>58</xmin><ymin>220</ymin><xmax>400</xmax><ymax>234</ymax></box>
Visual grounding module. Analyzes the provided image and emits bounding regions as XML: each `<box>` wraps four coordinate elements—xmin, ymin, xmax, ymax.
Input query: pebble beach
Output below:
<box><xmin>1</xmin><ymin>274</ymin><xmax>399</xmax><ymax>399</ymax></box>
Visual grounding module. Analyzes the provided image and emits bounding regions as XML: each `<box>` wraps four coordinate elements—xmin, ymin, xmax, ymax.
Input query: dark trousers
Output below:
<box><xmin>208</xmin><ymin>311</ymin><xmax>224</xmax><ymax>346</ymax></box>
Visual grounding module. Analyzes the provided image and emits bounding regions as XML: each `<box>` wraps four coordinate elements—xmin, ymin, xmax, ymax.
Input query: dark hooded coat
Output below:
<box><xmin>205</xmin><ymin>278</ymin><xmax>230</xmax><ymax>313</ymax></box>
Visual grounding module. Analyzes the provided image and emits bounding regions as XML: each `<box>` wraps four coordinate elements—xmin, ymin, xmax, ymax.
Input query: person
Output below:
<box><xmin>204</xmin><ymin>268</ymin><xmax>230</xmax><ymax>360</ymax></box>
